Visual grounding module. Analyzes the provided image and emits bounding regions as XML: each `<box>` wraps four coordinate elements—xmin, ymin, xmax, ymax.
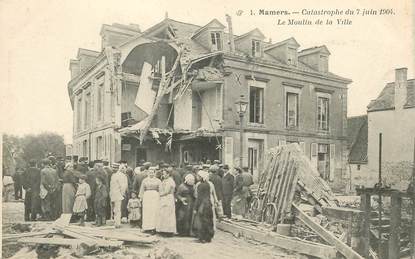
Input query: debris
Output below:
<box><xmin>217</xmin><ymin>220</ymin><xmax>336</xmax><ymax>259</ymax></box>
<box><xmin>293</xmin><ymin>204</ymin><xmax>364</xmax><ymax>259</ymax></box>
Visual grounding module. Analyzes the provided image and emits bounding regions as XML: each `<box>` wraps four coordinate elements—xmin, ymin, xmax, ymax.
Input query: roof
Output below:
<box><xmin>235</xmin><ymin>28</ymin><xmax>265</xmax><ymax>41</ymax></box>
<box><xmin>264</xmin><ymin>37</ymin><xmax>300</xmax><ymax>51</ymax></box>
<box><xmin>367</xmin><ymin>79</ymin><xmax>415</xmax><ymax>112</ymax></box>
<box><xmin>347</xmin><ymin>115</ymin><xmax>368</xmax><ymax>163</ymax></box>
<box><xmin>298</xmin><ymin>45</ymin><xmax>330</xmax><ymax>56</ymax></box>
<box><xmin>191</xmin><ymin>18</ymin><xmax>225</xmax><ymax>39</ymax></box>
<box><xmin>76</xmin><ymin>48</ymin><xmax>100</xmax><ymax>59</ymax></box>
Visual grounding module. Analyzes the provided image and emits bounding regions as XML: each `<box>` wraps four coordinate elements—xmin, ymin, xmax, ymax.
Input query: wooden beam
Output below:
<box><xmin>293</xmin><ymin>204</ymin><xmax>364</xmax><ymax>259</ymax></box>
<box><xmin>53</xmin><ymin>224</ymin><xmax>122</xmax><ymax>248</ymax></box>
<box><xmin>3</xmin><ymin>230</ymin><xmax>56</xmax><ymax>240</ymax></box>
<box><xmin>122</xmin><ymin>73</ymin><xmax>140</xmax><ymax>83</ymax></box>
<box><xmin>18</xmin><ymin>237</ymin><xmax>83</xmax><ymax>246</ymax></box>
<box><xmin>360</xmin><ymin>192</ymin><xmax>371</xmax><ymax>258</ymax></box>
<box><xmin>217</xmin><ymin>221</ymin><xmax>337</xmax><ymax>258</ymax></box>
<box><xmin>388</xmin><ymin>192</ymin><xmax>401</xmax><ymax>259</ymax></box>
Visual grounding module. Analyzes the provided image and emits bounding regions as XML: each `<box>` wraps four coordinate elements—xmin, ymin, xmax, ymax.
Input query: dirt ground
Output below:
<box><xmin>2</xmin><ymin>202</ymin><xmax>297</xmax><ymax>259</ymax></box>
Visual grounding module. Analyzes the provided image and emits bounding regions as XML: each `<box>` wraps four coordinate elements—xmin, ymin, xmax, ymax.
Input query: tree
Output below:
<box><xmin>20</xmin><ymin>132</ymin><xmax>65</xmax><ymax>162</ymax></box>
<box><xmin>2</xmin><ymin>134</ymin><xmax>22</xmax><ymax>176</ymax></box>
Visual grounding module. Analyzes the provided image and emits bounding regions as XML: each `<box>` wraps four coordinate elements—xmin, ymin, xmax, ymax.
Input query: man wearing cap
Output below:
<box><xmin>23</xmin><ymin>160</ymin><xmax>41</xmax><ymax>221</ymax></box>
<box><xmin>221</xmin><ymin>165</ymin><xmax>234</xmax><ymax>218</ymax></box>
<box><xmin>40</xmin><ymin>158</ymin><xmax>60</xmax><ymax>220</ymax></box>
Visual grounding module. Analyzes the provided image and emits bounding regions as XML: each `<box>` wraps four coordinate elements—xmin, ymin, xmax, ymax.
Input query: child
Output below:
<box><xmin>94</xmin><ymin>176</ymin><xmax>108</xmax><ymax>226</ymax></box>
<box><xmin>73</xmin><ymin>175</ymin><xmax>91</xmax><ymax>226</ymax></box>
<box><xmin>127</xmin><ymin>192</ymin><xmax>141</xmax><ymax>227</ymax></box>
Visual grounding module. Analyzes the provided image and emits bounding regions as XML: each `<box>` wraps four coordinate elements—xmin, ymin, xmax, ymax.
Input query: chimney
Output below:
<box><xmin>394</xmin><ymin>67</ymin><xmax>408</xmax><ymax>109</ymax></box>
<box><xmin>226</xmin><ymin>14</ymin><xmax>235</xmax><ymax>53</ymax></box>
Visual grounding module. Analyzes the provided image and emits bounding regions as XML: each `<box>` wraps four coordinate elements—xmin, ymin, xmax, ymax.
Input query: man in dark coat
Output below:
<box><xmin>221</xmin><ymin>165</ymin><xmax>234</xmax><ymax>218</ymax></box>
<box><xmin>13</xmin><ymin>168</ymin><xmax>23</xmax><ymax>200</ymax></box>
<box><xmin>208</xmin><ymin>165</ymin><xmax>223</xmax><ymax>218</ymax></box>
<box><xmin>40</xmin><ymin>158</ymin><xmax>60</xmax><ymax>220</ymax></box>
<box><xmin>132</xmin><ymin>162</ymin><xmax>150</xmax><ymax>194</ymax></box>
<box><xmin>22</xmin><ymin>160</ymin><xmax>40</xmax><ymax>221</ymax></box>
<box><xmin>94</xmin><ymin>175</ymin><xmax>108</xmax><ymax>226</ymax></box>
<box><xmin>86</xmin><ymin>160</ymin><xmax>103</xmax><ymax>221</ymax></box>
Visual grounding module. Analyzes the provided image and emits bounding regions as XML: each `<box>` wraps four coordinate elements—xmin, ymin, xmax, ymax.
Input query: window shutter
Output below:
<box><xmin>329</xmin><ymin>144</ymin><xmax>335</xmax><ymax>181</ymax></box>
<box><xmin>311</xmin><ymin>143</ymin><xmax>318</xmax><ymax>157</ymax></box>
<box><xmin>310</xmin><ymin>143</ymin><xmax>318</xmax><ymax>170</ymax></box>
<box><xmin>299</xmin><ymin>142</ymin><xmax>305</xmax><ymax>154</ymax></box>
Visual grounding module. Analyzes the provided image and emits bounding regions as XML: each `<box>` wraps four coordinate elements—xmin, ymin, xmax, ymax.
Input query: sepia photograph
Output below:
<box><xmin>0</xmin><ymin>0</ymin><xmax>414</xmax><ymax>258</ymax></box>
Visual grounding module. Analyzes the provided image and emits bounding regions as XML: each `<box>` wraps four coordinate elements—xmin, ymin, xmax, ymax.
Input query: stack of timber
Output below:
<box><xmin>250</xmin><ymin>143</ymin><xmax>337</xmax><ymax>224</ymax></box>
<box><xmin>13</xmin><ymin>214</ymin><xmax>158</xmax><ymax>257</ymax></box>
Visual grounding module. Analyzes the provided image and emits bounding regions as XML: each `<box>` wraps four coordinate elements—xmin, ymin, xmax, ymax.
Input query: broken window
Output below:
<box><xmin>210</xmin><ymin>32</ymin><xmax>222</xmax><ymax>51</ymax></box>
<box><xmin>317</xmin><ymin>97</ymin><xmax>329</xmax><ymax>131</ymax></box>
<box><xmin>249</xmin><ymin>86</ymin><xmax>264</xmax><ymax>124</ymax></box>
<box><xmin>251</xmin><ymin>40</ymin><xmax>261</xmax><ymax>57</ymax></box>
<box><xmin>286</xmin><ymin>92</ymin><xmax>299</xmax><ymax>128</ymax></box>
<box><xmin>317</xmin><ymin>144</ymin><xmax>330</xmax><ymax>180</ymax></box>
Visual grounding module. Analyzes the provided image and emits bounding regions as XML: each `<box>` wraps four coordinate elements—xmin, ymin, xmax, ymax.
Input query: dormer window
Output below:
<box><xmin>252</xmin><ymin>40</ymin><xmax>261</xmax><ymax>57</ymax></box>
<box><xmin>287</xmin><ymin>47</ymin><xmax>297</xmax><ymax>66</ymax></box>
<box><xmin>210</xmin><ymin>32</ymin><xmax>222</xmax><ymax>51</ymax></box>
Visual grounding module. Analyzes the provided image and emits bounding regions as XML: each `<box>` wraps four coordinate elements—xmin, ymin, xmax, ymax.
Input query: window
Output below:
<box><xmin>84</xmin><ymin>92</ymin><xmax>91</xmax><ymax>130</ymax></box>
<box><xmin>96</xmin><ymin>136</ymin><xmax>103</xmax><ymax>159</ymax></box>
<box><xmin>97</xmin><ymin>83</ymin><xmax>104</xmax><ymax>121</ymax></box>
<box><xmin>357</xmin><ymin>164</ymin><xmax>361</xmax><ymax>171</ymax></box>
<box><xmin>249</xmin><ymin>86</ymin><xmax>264</xmax><ymax>124</ymax></box>
<box><xmin>82</xmin><ymin>140</ymin><xmax>88</xmax><ymax>157</ymax></box>
<box><xmin>287</xmin><ymin>47</ymin><xmax>297</xmax><ymax>65</ymax></box>
<box><xmin>317</xmin><ymin>97</ymin><xmax>329</xmax><ymax>131</ymax></box>
<box><xmin>77</xmin><ymin>97</ymin><xmax>82</xmax><ymax>132</ymax></box>
<box><xmin>251</xmin><ymin>40</ymin><xmax>261</xmax><ymax>57</ymax></box>
<box><xmin>317</xmin><ymin>144</ymin><xmax>330</xmax><ymax>180</ymax></box>
<box><xmin>210</xmin><ymin>32</ymin><xmax>222</xmax><ymax>51</ymax></box>
<box><xmin>286</xmin><ymin>92</ymin><xmax>299</xmax><ymax>128</ymax></box>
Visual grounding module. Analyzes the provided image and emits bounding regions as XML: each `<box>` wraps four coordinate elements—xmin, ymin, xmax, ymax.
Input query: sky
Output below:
<box><xmin>0</xmin><ymin>0</ymin><xmax>414</xmax><ymax>144</ymax></box>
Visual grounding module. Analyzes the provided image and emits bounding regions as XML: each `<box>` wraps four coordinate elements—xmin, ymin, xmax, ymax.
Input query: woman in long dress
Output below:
<box><xmin>156</xmin><ymin>169</ymin><xmax>176</xmax><ymax>236</ymax></box>
<box><xmin>61</xmin><ymin>163</ymin><xmax>77</xmax><ymax>214</ymax></box>
<box><xmin>176</xmin><ymin>174</ymin><xmax>195</xmax><ymax>236</ymax></box>
<box><xmin>139</xmin><ymin>169</ymin><xmax>161</xmax><ymax>233</ymax></box>
<box><xmin>192</xmin><ymin>170</ymin><xmax>217</xmax><ymax>243</ymax></box>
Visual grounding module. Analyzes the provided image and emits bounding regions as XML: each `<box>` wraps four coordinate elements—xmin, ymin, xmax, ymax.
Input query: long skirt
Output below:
<box><xmin>193</xmin><ymin>199</ymin><xmax>214</xmax><ymax>242</ymax></box>
<box><xmin>142</xmin><ymin>190</ymin><xmax>159</xmax><ymax>231</ymax></box>
<box><xmin>176</xmin><ymin>200</ymin><xmax>194</xmax><ymax>236</ymax></box>
<box><xmin>62</xmin><ymin>183</ymin><xmax>76</xmax><ymax>214</ymax></box>
<box><xmin>156</xmin><ymin>194</ymin><xmax>176</xmax><ymax>233</ymax></box>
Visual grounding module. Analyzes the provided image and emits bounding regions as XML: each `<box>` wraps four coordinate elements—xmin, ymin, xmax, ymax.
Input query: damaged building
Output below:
<box><xmin>67</xmin><ymin>16</ymin><xmax>352</xmax><ymax>188</ymax></box>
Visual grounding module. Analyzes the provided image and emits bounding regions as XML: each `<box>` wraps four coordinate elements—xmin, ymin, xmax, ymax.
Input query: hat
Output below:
<box><xmin>209</xmin><ymin>165</ymin><xmax>219</xmax><ymax>173</ymax></box>
<box><xmin>94</xmin><ymin>160</ymin><xmax>103</xmax><ymax>164</ymax></box>
<box><xmin>143</xmin><ymin>162</ymin><xmax>151</xmax><ymax>167</ymax></box>
<box><xmin>79</xmin><ymin>174</ymin><xmax>87</xmax><ymax>180</ymax></box>
<box><xmin>197</xmin><ymin>170</ymin><xmax>209</xmax><ymax>181</ymax></box>
<box><xmin>111</xmin><ymin>163</ymin><xmax>120</xmax><ymax>169</ymax></box>
<box><xmin>223</xmin><ymin>164</ymin><xmax>229</xmax><ymax>170</ymax></box>
<box><xmin>213</xmin><ymin>160</ymin><xmax>221</xmax><ymax>164</ymax></box>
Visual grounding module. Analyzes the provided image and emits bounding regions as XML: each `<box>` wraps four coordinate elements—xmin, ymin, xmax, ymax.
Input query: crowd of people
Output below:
<box><xmin>16</xmin><ymin>156</ymin><xmax>255</xmax><ymax>243</ymax></box>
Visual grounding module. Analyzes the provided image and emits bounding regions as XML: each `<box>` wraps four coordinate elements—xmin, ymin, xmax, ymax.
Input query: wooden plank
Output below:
<box><xmin>18</xmin><ymin>237</ymin><xmax>83</xmax><ymax>246</ymax></box>
<box><xmin>54</xmin><ymin>213</ymin><xmax>72</xmax><ymax>226</ymax></box>
<box><xmin>53</xmin><ymin>224</ymin><xmax>122</xmax><ymax>247</ymax></box>
<box><xmin>3</xmin><ymin>230</ymin><xmax>56</xmax><ymax>240</ymax></box>
<box><xmin>217</xmin><ymin>221</ymin><xmax>337</xmax><ymax>258</ymax></box>
<box><xmin>65</xmin><ymin>226</ymin><xmax>158</xmax><ymax>244</ymax></box>
<box><xmin>293</xmin><ymin>204</ymin><xmax>364</xmax><ymax>259</ymax></box>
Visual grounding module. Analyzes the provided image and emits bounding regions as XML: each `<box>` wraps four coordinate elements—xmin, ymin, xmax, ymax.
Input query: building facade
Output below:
<box><xmin>68</xmin><ymin>17</ymin><xmax>351</xmax><ymax>189</ymax></box>
<box><xmin>365</xmin><ymin>68</ymin><xmax>415</xmax><ymax>189</ymax></box>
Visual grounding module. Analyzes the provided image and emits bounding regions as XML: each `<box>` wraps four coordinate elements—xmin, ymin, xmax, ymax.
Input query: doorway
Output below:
<box><xmin>247</xmin><ymin>139</ymin><xmax>264</xmax><ymax>183</ymax></box>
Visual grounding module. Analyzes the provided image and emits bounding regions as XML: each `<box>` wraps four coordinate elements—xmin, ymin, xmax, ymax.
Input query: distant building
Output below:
<box><xmin>67</xmin><ymin>17</ymin><xmax>351</xmax><ymax>189</ymax></box>
<box><xmin>348</xmin><ymin>68</ymin><xmax>415</xmax><ymax>190</ymax></box>
<box><xmin>347</xmin><ymin>115</ymin><xmax>369</xmax><ymax>189</ymax></box>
